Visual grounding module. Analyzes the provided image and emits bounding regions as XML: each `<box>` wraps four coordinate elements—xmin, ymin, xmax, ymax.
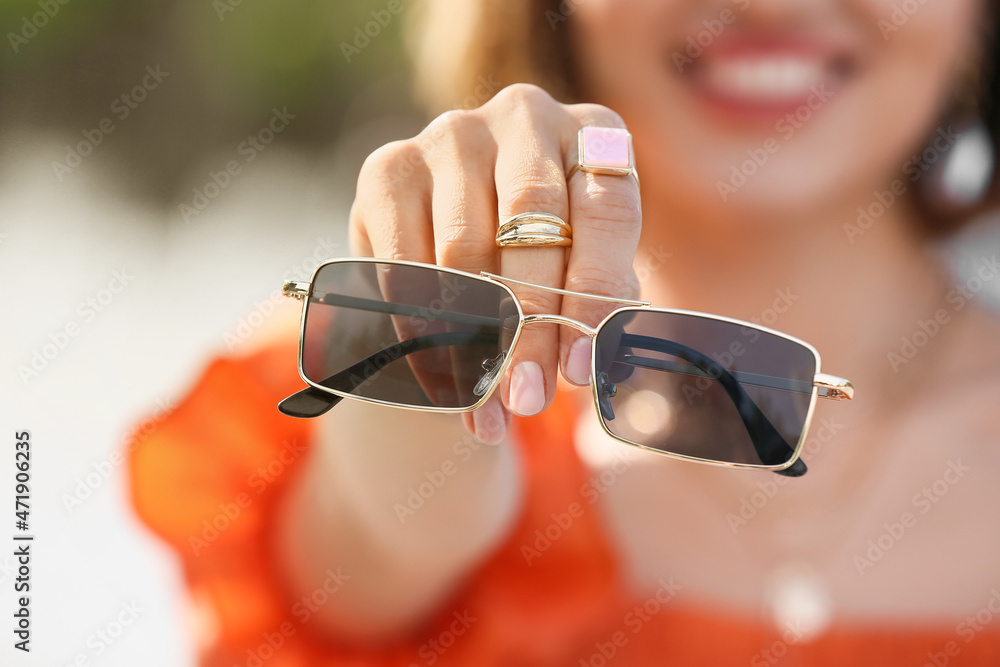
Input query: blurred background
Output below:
<box><xmin>2</xmin><ymin>1</ymin><xmax>1000</xmax><ymax>666</ymax></box>
<box><xmin>0</xmin><ymin>1</ymin><xmax>426</xmax><ymax>665</ymax></box>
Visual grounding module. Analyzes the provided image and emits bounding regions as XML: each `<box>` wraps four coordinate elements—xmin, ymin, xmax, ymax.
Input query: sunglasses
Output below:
<box><xmin>278</xmin><ymin>258</ymin><xmax>853</xmax><ymax>476</ymax></box>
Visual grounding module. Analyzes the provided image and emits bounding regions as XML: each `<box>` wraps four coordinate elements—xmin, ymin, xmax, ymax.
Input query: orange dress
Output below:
<box><xmin>128</xmin><ymin>341</ymin><xmax>1000</xmax><ymax>666</ymax></box>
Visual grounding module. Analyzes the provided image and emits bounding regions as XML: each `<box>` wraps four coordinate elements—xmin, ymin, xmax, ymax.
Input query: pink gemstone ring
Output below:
<box><xmin>567</xmin><ymin>126</ymin><xmax>638</xmax><ymax>183</ymax></box>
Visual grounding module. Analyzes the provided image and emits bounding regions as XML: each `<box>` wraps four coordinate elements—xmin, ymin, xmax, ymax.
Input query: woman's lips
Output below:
<box><xmin>678</xmin><ymin>34</ymin><xmax>855</xmax><ymax>120</ymax></box>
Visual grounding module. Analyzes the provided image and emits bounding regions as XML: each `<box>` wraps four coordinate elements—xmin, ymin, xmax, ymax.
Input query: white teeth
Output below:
<box><xmin>703</xmin><ymin>57</ymin><xmax>824</xmax><ymax>102</ymax></box>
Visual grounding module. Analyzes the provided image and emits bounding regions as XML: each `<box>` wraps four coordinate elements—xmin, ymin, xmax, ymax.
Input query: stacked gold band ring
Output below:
<box><xmin>495</xmin><ymin>212</ymin><xmax>572</xmax><ymax>248</ymax></box>
<box><xmin>494</xmin><ymin>128</ymin><xmax>637</xmax><ymax>249</ymax></box>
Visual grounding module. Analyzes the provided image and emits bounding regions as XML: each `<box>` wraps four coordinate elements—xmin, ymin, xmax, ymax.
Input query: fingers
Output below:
<box><xmin>349</xmin><ymin>86</ymin><xmax>643</xmax><ymax>441</ymax></box>
<box><xmin>351</xmin><ymin>140</ymin><xmax>461</xmax><ymax>415</ymax></box>
<box><xmin>350</xmin><ymin>140</ymin><xmax>434</xmax><ymax>263</ymax></box>
<box><xmin>560</xmin><ymin>105</ymin><xmax>643</xmax><ymax>386</ymax></box>
<box><xmin>425</xmin><ymin>110</ymin><xmax>500</xmax><ymax>275</ymax></box>
<box><xmin>350</xmin><ymin>127</ymin><xmax>512</xmax><ymax>445</ymax></box>
<box><xmin>488</xmin><ymin>85</ymin><xmax>572</xmax><ymax>418</ymax></box>
<box><xmin>420</xmin><ymin>110</ymin><xmax>507</xmax><ymax>442</ymax></box>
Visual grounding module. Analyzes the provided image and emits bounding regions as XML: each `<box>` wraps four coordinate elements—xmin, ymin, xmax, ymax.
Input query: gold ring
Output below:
<box><xmin>495</xmin><ymin>212</ymin><xmax>572</xmax><ymax>248</ymax></box>
<box><xmin>566</xmin><ymin>163</ymin><xmax>640</xmax><ymax>185</ymax></box>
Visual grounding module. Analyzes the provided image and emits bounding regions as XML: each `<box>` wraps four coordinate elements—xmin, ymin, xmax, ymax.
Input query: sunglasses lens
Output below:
<box><xmin>302</xmin><ymin>261</ymin><xmax>518</xmax><ymax>409</ymax></box>
<box><xmin>593</xmin><ymin>310</ymin><xmax>816</xmax><ymax>467</ymax></box>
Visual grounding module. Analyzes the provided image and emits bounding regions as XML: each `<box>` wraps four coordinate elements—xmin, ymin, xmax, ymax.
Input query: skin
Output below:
<box><xmin>275</xmin><ymin>0</ymin><xmax>1000</xmax><ymax>642</ymax></box>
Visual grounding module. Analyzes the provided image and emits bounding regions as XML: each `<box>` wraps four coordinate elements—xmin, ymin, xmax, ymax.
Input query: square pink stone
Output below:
<box><xmin>580</xmin><ymin>126</ymin><xmax>632</xmax><ymax>170</ymax></box>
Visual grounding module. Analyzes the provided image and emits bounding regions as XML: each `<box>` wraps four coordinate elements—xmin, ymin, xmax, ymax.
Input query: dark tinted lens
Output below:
<box><xmin>594</xmin><ymin>310</ymin><xmax>816</xmax><ymax>466</ymax></box>
<box><xmin>302</xmin><ymin>261</ymin><xmax>518</xmax><ymax>409</ymax></box>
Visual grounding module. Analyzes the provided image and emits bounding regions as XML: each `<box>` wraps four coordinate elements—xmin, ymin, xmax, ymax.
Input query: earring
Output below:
<box><xmin>920</xmin><ymin>24</ymin><xmax>997</xmax><ymax>213</ymax></box>
<box><xmin>935</xmin><ymin>116</ymin><xmax>995</xmax><ymax>209</ymax></box>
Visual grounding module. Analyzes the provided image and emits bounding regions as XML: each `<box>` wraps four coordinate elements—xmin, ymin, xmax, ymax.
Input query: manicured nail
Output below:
<box><xmin>473</xmin><ymin>398</ymin><xmax>506</xmax><ymax>444</ymax></box>
<box><xmin>565</xmin><ymin>337</ymin><xmax>592</xmax><ymax>386</ymax></box>
<box><xmin>509</xmin><ymin>361</ymin><xmax>545</xmax><ymax>417</ymax></box>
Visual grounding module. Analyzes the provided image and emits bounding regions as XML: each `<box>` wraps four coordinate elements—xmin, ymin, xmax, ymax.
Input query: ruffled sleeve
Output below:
<box><xmin>127</xmin><ymin>339</ymin><xmax>625</xmax><ymax>666</ymax></box>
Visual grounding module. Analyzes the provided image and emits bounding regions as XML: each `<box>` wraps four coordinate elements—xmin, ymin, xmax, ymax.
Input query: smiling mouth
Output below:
<box><xmin>676</xmin><ymin>33</ymin><xmax>857</xmax><ymax>120</ymax></box>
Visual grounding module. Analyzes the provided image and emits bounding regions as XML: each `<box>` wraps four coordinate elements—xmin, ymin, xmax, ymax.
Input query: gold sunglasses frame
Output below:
<box><xmin>282</xmin><ymin>257</ymin><xmax>853</xmax><ymax>473</ymax></box>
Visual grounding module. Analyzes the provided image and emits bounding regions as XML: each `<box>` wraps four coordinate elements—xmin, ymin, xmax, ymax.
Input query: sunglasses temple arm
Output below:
<box><xmin>313</xmin><ymin>291</ymin><xmax>502</xmax><ymax>328</ymax></box>
<box><xmin>618</xmin><ymin>334</ymin><xmax>807</xmax><ymax>477</ymax></box>
<box><xmin>621</xmin><ymin>355</ymin><xmax>813</xmax><ymax>394</ymax></box>
<box><xmin>277</xmin><ymin>384</ymin><xmax>346</xmax><ymax>418</ymax></box>
<box><xmin>278</xmin><ymin>330</ymin><xmax>500</xmax><ymax>418</ymax></box>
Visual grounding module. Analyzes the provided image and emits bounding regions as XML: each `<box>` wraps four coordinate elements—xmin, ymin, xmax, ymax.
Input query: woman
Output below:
<box><xmin>130</xmin><ymin>0</ymin><xmax>1000</xmax><ymax>664</ymax></box>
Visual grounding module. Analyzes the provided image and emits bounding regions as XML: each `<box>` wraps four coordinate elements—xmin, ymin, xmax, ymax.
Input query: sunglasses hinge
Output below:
<box><xmin>813</xmin><ymin>373</ymin><xmax>854</xmax><ymax>400</ymax></box>
<box><xmin>282</xmin><ymin>280</ymin><xmax>311</xmax><ymax>300</ymax></box>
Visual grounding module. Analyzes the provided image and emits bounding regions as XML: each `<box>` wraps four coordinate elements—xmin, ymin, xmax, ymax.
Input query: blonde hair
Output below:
<box><xmin>407</xmin><ymin>0</ymin><xmax>577</xmax><ymax>114</ymax></box>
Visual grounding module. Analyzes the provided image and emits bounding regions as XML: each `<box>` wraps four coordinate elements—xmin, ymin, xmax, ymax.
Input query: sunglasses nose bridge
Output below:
<box><xmin>521</xmin><ymin>313</ymin><xmax>598</xmax><ymax>338</ymax></box>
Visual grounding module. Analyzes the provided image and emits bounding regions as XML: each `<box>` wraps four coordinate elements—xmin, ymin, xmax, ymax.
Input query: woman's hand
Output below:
<box><xmin>278</xmin><ymin>85</ymin><xmax>641</xmax><ymax>640</ymax></box>
<box><xmin>350</xmin><ymin>83</ymin><xmax>642</xmax><ymax>442</ymax></box>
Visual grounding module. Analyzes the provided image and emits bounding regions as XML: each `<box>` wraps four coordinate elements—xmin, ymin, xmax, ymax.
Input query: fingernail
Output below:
<box><xmin>473</xmin><ymin>399</ymin><xmax>506</xmax><ymax>444</ymax></box>
<box><xmin>565</xmin><ymin>337</ymin><xmax>592</xmax><ymax>386</ymax></box>
<box><xmin>509</xmin><ymin>361</ymin><xmax>545</xmax><ymax>417</ymax></box>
